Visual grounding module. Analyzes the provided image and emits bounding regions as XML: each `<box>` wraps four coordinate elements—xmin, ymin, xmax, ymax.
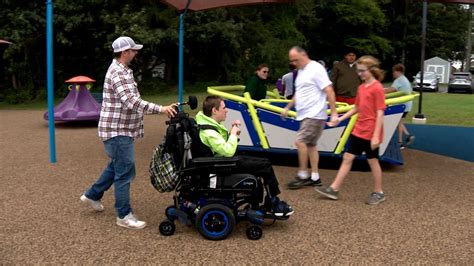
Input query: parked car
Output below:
<box><xmin>448</xmin><ymin>72</ymin><xmax>473</xmax><ymax>94</ymax></box>
<box><xmin>412</xmin><ymin>71</ymin><xmax>440</xmax><ymax>92</ymax></box>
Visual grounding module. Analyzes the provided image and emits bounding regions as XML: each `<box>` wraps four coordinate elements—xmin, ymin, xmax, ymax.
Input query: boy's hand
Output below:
<box><xmin>231</xmin><ymin>120</ymin><xmax>241</xmax><ymax>127</ymax></box>
<box><xmin>326</xmin><ymin>117</ymin><xmax>341</xmax><ymax>127</ymax></box>
<box><xmin>371</xmin><ymin>137</ymin><xmax>380</xmax><ymax>150</ymax></box>
<box><xmin>230</xmin><ymin>124</ymin><xmax>241</xmax><ymax>136</ymax></box>
<box><xmin>161</xmin><ymin>104</ymin><xmax>178</xmax><ymax>117</ymax></box>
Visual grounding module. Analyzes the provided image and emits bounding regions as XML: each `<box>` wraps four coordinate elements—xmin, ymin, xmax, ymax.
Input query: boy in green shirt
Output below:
<box><xmin>195</xmin><ymin>96</ymin><xmax>293</xmax><ymax>217</ymax></box>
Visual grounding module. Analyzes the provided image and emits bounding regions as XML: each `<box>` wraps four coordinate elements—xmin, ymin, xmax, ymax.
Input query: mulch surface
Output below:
<box><xmin>1</xmin><ymin>110</ymin><xmax>473</xmax><ymax>264</ymax></box>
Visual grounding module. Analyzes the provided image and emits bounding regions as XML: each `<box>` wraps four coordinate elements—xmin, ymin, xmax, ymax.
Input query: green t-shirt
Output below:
<box><xmin>244</xmin><ymin>74</ymin><xmax>267</xmax><ymax>101</ymax></box>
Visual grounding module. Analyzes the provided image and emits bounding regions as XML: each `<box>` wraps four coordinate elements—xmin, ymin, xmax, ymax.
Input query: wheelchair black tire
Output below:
<box><xmin>246</xmin><ymin>225</ymin><xmax>263</xmax><ymax>240</ymax></box>
<box><xmin>196</xmin><ymin>204</ymin><xmax>235</xmax><ymax>241</ymax></box>
<box><xmin>159</xmin><ymin>219</ymin><xmax>175</xmax><ymax>236</ymax></box>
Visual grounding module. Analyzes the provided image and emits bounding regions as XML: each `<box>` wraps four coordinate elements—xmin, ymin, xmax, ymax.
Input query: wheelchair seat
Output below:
<box><xmin>221</xmin><ymin>173</ymin><xmax>257</xmax><ymax>190</ymax></box>
<box><xmin>189</xmin><ymin>157</ymin><xmax>257</xmax><ymax>191</ymax></box>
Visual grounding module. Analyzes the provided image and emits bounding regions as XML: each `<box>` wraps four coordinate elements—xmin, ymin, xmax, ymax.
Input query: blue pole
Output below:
<box><xmin>46</xmin><ymin>0</ymin><xmax>56</xmax><ymax>163</ymax></box>
<box><xmin>178</xmin><ymin>13</ymin><xmax>184</xmax><ymax>110</ymax></box>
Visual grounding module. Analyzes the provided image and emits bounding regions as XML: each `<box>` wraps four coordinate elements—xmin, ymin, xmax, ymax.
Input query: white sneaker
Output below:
<box><xmin>116</xmin><ymin>213</ymin><xmax>147</xmax><ymax>229</ymax></box>
<box><xmin>80</xmin><ymin>194</ymin><xmax>104</xmax><ymax>212</ymax></box>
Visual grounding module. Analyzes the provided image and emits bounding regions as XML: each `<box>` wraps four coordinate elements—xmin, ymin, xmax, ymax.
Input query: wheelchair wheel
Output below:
<box><xmin>159</xmin><ymin>220</ymin><xmax>175</xmax><ymax>236</ymax></box>
<box><xmin>246</xmin><ymin>225</ymin><xmax>263</xmax><ymax>240</ymax></box>
<box><xmin>196</xmin><ymin>204</ymin><xmax>235</xmax><ymax>241</ymax></box>
<box><xmin>165</xmin><ymin>205</ymin><xmax>177</xmax><ymax>221</ymax></box>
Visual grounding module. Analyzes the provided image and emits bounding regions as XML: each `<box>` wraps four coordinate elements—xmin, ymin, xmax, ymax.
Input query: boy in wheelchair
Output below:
<box><xmin>195</xmin><ymin>96</ymin><xmax>294</xmax><ymax>217</ymax></box>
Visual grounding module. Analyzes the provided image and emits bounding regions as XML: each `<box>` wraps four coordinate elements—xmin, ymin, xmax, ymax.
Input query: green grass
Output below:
<box><xmin>1</xmin><ymin>90</ymin><xmax>473</xmax><ymax>127</ymax></box>
<box><xmin>405</xmin><ymin>92</ymin><xmax>474</xmax><ymax>127</ymax></box>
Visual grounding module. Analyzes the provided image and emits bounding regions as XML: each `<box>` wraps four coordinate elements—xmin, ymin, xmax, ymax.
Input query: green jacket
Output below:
<box><xmin>195</xmin><ymin>111</ymin><xmax>238</xmax><ymax>157</ymax></box>
<box><xmin>244</xmin><ymin>74</ymin><xmax>267</xmax><ymax>101</ymax></box>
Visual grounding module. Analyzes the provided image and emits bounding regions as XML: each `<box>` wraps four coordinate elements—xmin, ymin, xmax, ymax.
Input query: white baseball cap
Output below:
<box><xmin>112</xmin><ymin>36</ymin><xmax>143</xmax><ymax>53</ymax></box>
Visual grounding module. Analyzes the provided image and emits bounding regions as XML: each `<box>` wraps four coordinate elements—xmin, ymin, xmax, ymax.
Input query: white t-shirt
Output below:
<box><xmin>294</xmin><ymin>60</ymin><xmax>332</xmax><ymax>121</ymax></box>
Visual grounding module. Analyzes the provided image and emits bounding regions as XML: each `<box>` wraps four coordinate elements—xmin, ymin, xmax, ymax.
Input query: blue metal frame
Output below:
<box><xmin>46</xmin><ymin>0</ymin><xmax>56</xmax><ymax>163</ymax></box>
<box><xmin>224</xmin><ymin>100</ymin><xmax>260</xmax><ymax>146</ymax></box>
<box><xmin>177</xmin><ymin>0</ymin><xmax>192</xmax><ymax>110</ymax></box>
<box><xmin>227</xmin><ymin>99</ymin><xmax>406</xmax><ymax>165</ymax></box>
<box><xmin>178</xmin><ymin>13</ymin><xmax>184</xmax><ymax>110</ymax></box>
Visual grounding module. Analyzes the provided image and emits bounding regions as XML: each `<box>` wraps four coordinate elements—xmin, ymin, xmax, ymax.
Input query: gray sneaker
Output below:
<box><xmin>405</xmin><ymin>135</ymin><xmax>415</xmax><ymax>146</ymax></box>
<box><xmin>80</xmin><ymin>194</ymin><xmax>104</xmax><ymax>212</ymax></box>
<box><xmin>287</xmin><ymin>177</ymin><xmax>322</xmax><ymax>189</ymax></box>
<box><xmin>366</xmin><ymin>192</ymin><xmax>385</xmax><ymax>205</ymax></box>
<box><xmin>314</xmin><ymin>186</ymin><xmax>339</xmax><ymax>200</ymax></box>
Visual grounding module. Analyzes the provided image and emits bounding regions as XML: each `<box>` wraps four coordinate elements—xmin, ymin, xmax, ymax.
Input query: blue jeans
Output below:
<box><xmin>85</xmin><ymin>136</ymin><xmax>136</xmax><ymax>218</ymax></box>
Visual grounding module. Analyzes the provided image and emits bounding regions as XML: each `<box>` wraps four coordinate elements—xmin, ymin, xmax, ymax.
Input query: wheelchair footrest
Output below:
<box><xmin>237</xmin><ymin>209</ymin><xmax>264</xmax><ymax>225</ymax></box>
<box><xmin>166</xmin><ymin>207</ymin><xmax>192</xmax><ymax>225</ymax></box>
<box><xmin>263</xmin><ymin>213</ymin><xmax>290</xmax><ymax>221</ymax></box>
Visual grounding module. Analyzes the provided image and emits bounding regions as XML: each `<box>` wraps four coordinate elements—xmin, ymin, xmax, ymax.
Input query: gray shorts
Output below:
<box><xmin>296</xmin><ymin>118</ymin><xmax>325</xmax><ymax>146</ymax></box>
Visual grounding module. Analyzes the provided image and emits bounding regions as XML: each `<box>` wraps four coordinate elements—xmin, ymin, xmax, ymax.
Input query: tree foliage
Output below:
<box><xmin>0</xmin><ymin>0</ymin><xmax>470</xmax><ymax>103</ymax></box>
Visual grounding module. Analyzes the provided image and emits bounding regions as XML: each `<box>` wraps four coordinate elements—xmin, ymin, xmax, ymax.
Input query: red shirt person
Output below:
<box><xmin>315</xmin><ymin>55</ymin><xmax>387</xmax><ymax>206</ymax></box>
<box><xmin>352</xmin><ymin>80</ymin><xmax>386</xmax><ymax>144</ymax></box>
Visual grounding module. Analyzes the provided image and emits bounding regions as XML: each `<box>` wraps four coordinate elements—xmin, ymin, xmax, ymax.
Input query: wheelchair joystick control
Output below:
<box><xmin>178</xmin><ymin>95</ymin><xmax>198</xmax><ymax>110</ymax></box>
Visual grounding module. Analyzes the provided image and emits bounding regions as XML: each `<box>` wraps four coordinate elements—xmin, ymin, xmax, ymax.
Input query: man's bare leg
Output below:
<box><xmin>296</xmin><ymin>141</ymin><xmax>309</xmax><ymax>175</ymax></box>
<box><xmin>307</xmin><ymin>145</ymin><xmax>320</xmax><ymax>180</ymax></box>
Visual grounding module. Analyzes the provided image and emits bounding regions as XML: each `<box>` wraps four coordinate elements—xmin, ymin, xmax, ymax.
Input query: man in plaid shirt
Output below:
<box><xmin>80</xmin><ymin>36</ymin><xmax>177</xmax><ymax>229</ymax></box>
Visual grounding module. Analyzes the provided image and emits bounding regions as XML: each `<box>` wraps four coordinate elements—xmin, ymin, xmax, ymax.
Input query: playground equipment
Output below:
<box><xmin>43</xmin><ymin>76</ymin><xmax>100</xmax><ymax>121</ymax></box>
<box><xmin>208</xmin><ymin>86</ymin><xmax>418</xmax><ymax>165</ymax></box>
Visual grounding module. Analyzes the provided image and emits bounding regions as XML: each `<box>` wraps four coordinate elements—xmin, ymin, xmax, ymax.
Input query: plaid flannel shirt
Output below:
<box><xmin>98</xmin><ymin>59</ymin><xmax>162</xmax><ymax>141</ymax></box>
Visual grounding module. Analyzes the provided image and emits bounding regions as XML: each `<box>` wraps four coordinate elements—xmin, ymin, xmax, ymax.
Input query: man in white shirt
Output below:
<box><xmin>282</xmin><ymin>46</ymin><xmax>338</xmax><ymax>189</ymax></box>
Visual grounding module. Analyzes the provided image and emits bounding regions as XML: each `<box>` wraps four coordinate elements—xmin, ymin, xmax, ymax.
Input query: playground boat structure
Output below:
<box><xmin>207</xmin><ymin>85</ymin><xmax>418</xmax><ymax>165</ymax></box>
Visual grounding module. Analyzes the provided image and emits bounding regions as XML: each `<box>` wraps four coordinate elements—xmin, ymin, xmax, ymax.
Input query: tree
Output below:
<box><xmin>0</xmin><ymin>0</ymin><xmax>470</xmax><ymax>103</ymax></box>
<box><xmin>298</xmin><ymin>0</ymin><xmax>392</xmax><ymax>66</ymax></box>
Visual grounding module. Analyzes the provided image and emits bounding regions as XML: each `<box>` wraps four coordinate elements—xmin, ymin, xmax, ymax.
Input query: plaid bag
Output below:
<box><xmin>149</xmin><ymin>143</ymin><xmax>179</xmax><ymax>193</ymax></box>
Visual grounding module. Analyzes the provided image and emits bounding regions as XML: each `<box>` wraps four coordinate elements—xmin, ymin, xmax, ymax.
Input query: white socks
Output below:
<box><xmin>311</xmin><ymin>172</ymin><xmax>320</xmax><ymax>181</ymax></box>
<box><xmin>298</xmin><ymin>171</ymin><xmax>320</xmax><ymax>181</ymax></box>
<box><xmin>297</xmin><ymin>170</ymin><xmax>309</xmax><ymax>179</ymax></box>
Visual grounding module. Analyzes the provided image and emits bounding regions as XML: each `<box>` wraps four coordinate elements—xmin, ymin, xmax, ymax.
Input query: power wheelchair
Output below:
<box><xmin>153</xmin><ymin>96</ymin><xmax>290</xmax><ymax>241</ymax></box>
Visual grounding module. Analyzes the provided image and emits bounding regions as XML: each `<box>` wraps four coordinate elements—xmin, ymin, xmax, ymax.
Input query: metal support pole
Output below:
<box><xmin>414</xmin><ymin>0</ymin><xmax>427</xmax><ymax>122</ymax></box>
<box><xmin>46</xmin><ymin>0</ymin><xmax>56</xmax><ymax>163</ymax></box>
<box><xmin>178</xmin><ymin>13</ymin><xmax>184</xmax><ymax>110</ymax></box>
<box><xmin>177</xmin><ymin>0</ymin><xmax>192</xmax><ymax>110</ymax></box>
<box><xmin>464</xmin><ymin>5</ymin><xmax>472</xmax><ymax>72</ymax></box>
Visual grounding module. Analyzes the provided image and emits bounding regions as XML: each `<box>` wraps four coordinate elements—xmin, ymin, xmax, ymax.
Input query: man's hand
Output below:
<box><xmin>161</xmin><ymin>104</ymin><xmax>178</xmax><ymax>117</ymax></box>
<box><xmin>230</xmin><ymin>124</ymin><xmax>241</xmax><ymax>136</ymax></box>
<box><xmin>281</xmin><ymin>107</ymin><xmax>289</xmax><ymax>119</ymax></box>
<box><xmin>371</xmin><ymin>136</ymin><xmax>380</xmax><ymax>150</ymax></box>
